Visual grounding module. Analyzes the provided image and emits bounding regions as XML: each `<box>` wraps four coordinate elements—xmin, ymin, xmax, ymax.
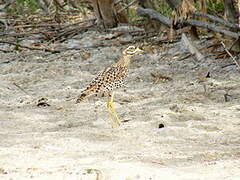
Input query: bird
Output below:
<box><xmin>76</xmin><ymin>46</ymin><xmax>144</xmax><ymax>128</ymax></box>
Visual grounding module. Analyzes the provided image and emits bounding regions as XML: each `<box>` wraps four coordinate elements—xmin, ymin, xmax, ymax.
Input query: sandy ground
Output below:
<box><xmin>0</xmin><ymin>31</ymin><xmax>240</xmax><ymax>180</ymax></box>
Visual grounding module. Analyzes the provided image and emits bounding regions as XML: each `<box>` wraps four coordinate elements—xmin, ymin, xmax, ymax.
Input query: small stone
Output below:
<box><xmin>158</xmin><ymin>123</ymin><xmax>165</xmax><ymax>129</ymax></box>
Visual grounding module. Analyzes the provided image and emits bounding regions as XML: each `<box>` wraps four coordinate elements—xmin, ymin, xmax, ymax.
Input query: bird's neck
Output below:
<box><xmin>117</xmin><ymin>54</ymin><xmax>132</xmax><ymax>66</ymax></box>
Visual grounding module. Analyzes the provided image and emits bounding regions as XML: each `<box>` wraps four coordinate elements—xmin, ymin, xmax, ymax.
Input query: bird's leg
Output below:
<box><xmin>107</xmin><ymin>92</ymin><xmax>121</xmax><ymax>128</ymax></box>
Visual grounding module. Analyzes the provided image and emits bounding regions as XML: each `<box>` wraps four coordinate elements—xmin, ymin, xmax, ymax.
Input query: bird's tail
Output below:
<box><xmin>76</xmin><ymin>93</ymin><xmax>87</xmax><ymax>103</ymax></box>
<box><xmin>76</xmin><ymin>91</ymin><xmax>96</xmax><ymax>103</ymax></box>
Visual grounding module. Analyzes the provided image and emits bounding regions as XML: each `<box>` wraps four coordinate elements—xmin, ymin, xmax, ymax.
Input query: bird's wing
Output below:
<box><xmin>77</xmin><ymin>65</ymin><xmax>127</xmax><ymax>102</ymax></box>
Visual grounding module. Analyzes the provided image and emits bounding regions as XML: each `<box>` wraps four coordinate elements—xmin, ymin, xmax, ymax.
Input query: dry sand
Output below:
<box><xmin>0</xmin><ymin>31</ymin><xmax>240</xmax><ymax>180</ymax></box>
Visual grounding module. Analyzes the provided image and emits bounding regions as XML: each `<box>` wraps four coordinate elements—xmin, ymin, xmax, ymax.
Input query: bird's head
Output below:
<box><xmin>123</xmin><ymin>46</ymin><xmax>144</xmax><ymax>56</ymax></box>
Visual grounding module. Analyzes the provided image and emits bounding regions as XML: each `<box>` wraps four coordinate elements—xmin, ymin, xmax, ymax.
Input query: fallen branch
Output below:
<box><xmin>181</xmin><ymin>33</ymin><xmax>204</xmax><ymax>61</ymax></box>
<box><xmin>0</xmin><ymin>40</ymin><xmax>60</xmax><ymax>53</ymax></box>
<box><xmin>151</xmin><ymin>73</ymin><xmax>173</xmax><ymax>83</ymax></box>
<box><xmin>221</xmin><ymin>63</ymin><xmax>236</xmax><ymax>68</ymax></box>
<box><xmin>185</xmin><ymin>19</ymin><xmax>240</xmax><ymax>38</ymax></box>
<box><xmin>0</xmin><ymin>49</ymin><xmax>12</xmax><ymax>53</ymax></box>
<box><xmin>0</xmin><ymin>31</ymin><xmax>43</xmax><ymax>38</ymax></box>
<box><xmin>136</xmin><ymin>8</ymin><xmax>171</xmax><ymax>27</ymax></box>
<box><xmin>191</xmin><ymin>11</ymin><xmax>240</xmax><ymax>31</ymax></box>
<box><xmin>221</xmin><ymin>41</ymin><xmax>240</xmax><ymax>70</ymax></box>
<box><xmin>136</xmin><ymin>7</ymin><xmax>240</xmax><ymax>39</ymax></box>
<box><xmin>0</xmin><ymin>18</ymin><xmax>95</xmax><ymax>44</ymax></box>
<box><xmin>46</xmin><ymin>22</ymin><xmax>94</xmax><ymax>44</ymax></box>
<box><xmin>117</xmin><ymin>0</ymin><xmax>138</xmax><ymax>13</ymax></box>
<box><xmin>13</xmin><ymin>83</ymin><xmax>31</xmax><ymax>96</ymax></box>
<box><xmin>177</xmin><ymin>53</ymin><xmax>192</xmax><ymax>61</ymax></box>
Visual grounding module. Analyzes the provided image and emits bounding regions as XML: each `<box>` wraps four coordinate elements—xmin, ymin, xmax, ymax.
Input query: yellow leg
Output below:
<box><xmin>107</xmin><ymin>92</ymin><xmax>121</xmax><ymax>128</ymax></box>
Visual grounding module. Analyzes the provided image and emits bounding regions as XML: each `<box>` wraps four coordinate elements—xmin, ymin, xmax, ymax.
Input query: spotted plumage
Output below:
<box><xmin>76</xmin><ymin>46</ymin><xmax>144</xmax><ymax>127</ymax></box>
<box><xmin>76</xmin><ymin>46</ymin><xmax>143</xmax><ymax>102</ymax></box>
<box><xmin>76</xmin><ymin>65</ymin><xmax>128</xmax><ymax>102</ymax></box>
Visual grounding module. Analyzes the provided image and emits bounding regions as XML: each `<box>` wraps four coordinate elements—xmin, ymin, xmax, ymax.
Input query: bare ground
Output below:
<box><xmin>0</xmin><ymin>31</ymin><xmax>240</xmax><ymax>180</ymax></box>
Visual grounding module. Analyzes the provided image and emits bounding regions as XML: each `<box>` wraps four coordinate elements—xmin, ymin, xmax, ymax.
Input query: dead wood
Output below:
<box><xmin>177</xmin><ymin>53</ymin><xmax>192</xmax><ymax>61</ymax></box>
<box><xmin>92</xmin><ymin>0</ymin><xmax>119</xmax><ymax>28</ymax></box>
<box><xmin>191</xmin><ymin>11</ymin><xmax>240</xmax><ymax>31</ymax></box>
<box><xmin>117</xmin><ymin>0</ymin><xmax>138</xmax><ymax>13</ymax></box>
<box><xmin>164</xmin><ymin>0</ymin><xmax>199</xmax><ymax>40</ymax></box>
<box><xmin>185</xmin><ymin>19</ymin><xmax>240</xmax><ymax>39</ymax></box>
<box><xmin>0</xmin><ymin>31</ymin><xmax>47</xmax><ymax>38</ymax></box>
<box><xmin>0</xmin><ymin>49</ymin><xmax>12</xmax><ymax>53</ymax></box>
<box><xmin>13</xmin><ymin>83</ymin><xmax>31</xmax><ymax>96</ymax></box>
<box><xmin>136</xmin><ymin>7</ymin><xmax>240</xmax><ymax>39</ymax></box>
<box><xmin>136</xmin><ymin>8</ymin><xmax>171</xmax><ymax>27</ymax></box>
<box><xmin>137</xmin><ymin>0</ymin><xmax>162</xmax><ymax>32</ymax></box>
<box><xmin>0</xmin><ymin>40</ymin><xmax>60</xmax><ymax>53</ymax></box>
<box><xmin>221</xmin><ymin>41</ymin><xmax>240</xmax><ymax>70</ymax></box>
<box><xmin>0</xmin><ymin>0</ymin><xmax>15</xmax><ymax>10</ymax></box>
<box><xmin>151</xmin><ymin>73</ymin><xmax>173</xmax><ymax>83</ymax></box>
<box><xmin>0</xmin><ymin>18</ymin><xmax>95</xmax><ymax>47</ymax></box>
<box><xmin>223</xmin><ymin>0</ymin><xmax>240</xmax><ymax>51</ymax></box>
<box><xmin>181</xmin><ymin>33</ymin><xmax>204</xmax><ymax>61</ymax></box>
<box><xmin>46</xmin><ymin>23</ymin><xmax>94</xmax><ymax>44</ymax></box>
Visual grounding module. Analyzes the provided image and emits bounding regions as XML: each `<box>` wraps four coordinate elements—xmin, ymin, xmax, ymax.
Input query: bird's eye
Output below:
<box><xmin>127</xmin><ymin>46</ymin><xmax>135</xmax><ymax>50</ymax></box>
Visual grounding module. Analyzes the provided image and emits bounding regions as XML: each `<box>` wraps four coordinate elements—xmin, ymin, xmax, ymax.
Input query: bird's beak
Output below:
<box><xmin>135</xmin><ymin>47</ymin><xmax>144</xmax><ymax>54</ymax></box>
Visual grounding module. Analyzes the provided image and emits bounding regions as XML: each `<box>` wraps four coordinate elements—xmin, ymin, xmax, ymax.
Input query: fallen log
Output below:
<box><xmin>185</xmin><ymin>19</ymin><xmax>240</xmax><ymax>38</ymax></box>
<box><xmin>136</xmin><ymin>8</ymin><xmax>171</xmax><ymax>27</ymax></box>
<box><xmin>191</xmin><ymin>11</ymin><xmax>240</xmax><ymax>31</ymax></box>
<box><xmin>136</xmin><ymin>7</ymin><xmax>240</xmax><ymax>39</ymax></box>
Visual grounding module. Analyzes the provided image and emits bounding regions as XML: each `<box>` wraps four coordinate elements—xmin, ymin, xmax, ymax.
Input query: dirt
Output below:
<box><xmin>0</xmin><ymin>30</ymin><xmax>240</xmax><ymax>180</ymax></box>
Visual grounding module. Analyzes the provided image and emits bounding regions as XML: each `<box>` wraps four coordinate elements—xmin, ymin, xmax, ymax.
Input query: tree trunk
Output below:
<box><xmin>224</xmin><ymin>0</ymin><xmax>240</xmax><ymax>51</ymax></box>
<box><xmin>224</xmin><ymin>0</ymin><xmax>236</xmax><ymax>23</ymax></box>
<box><xmin>138</xmin><ymin>0</ymin><xmax>162</xmax><ymax>32</ymax></box>
<box><xmin>92</xmin><ymin>0</ymin><xmax>116</xmax><ymax>28</ymax></box>
<box><xmin>92</xmin><ymin>0</ymin><xmax>128</xmax><ymax>29</ymax></box>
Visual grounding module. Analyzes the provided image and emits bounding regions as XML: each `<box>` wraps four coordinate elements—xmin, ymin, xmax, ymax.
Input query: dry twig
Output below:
<box><xmin>0</xmin><ymin>40</ymin><xmax>60</xmax><ymax>53</ymax></box>
<box><xmin>221</xmin><ymin>41</ymin><xmax>240</xmax><ymax>70</ymax></box>
<box><xmin>13</xmin><ymin>83</ymin><xmax>31</xmax><ymax>96</ymax></box>
<box><xmin>151</xmin><ymin>73</ymin><xmax>173</xmax><ymax>83</ymax></box>
<box><xmin>117</xmin><ymin>0</ymin><xmax>138</xmax><ymax>13</ymax></box>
